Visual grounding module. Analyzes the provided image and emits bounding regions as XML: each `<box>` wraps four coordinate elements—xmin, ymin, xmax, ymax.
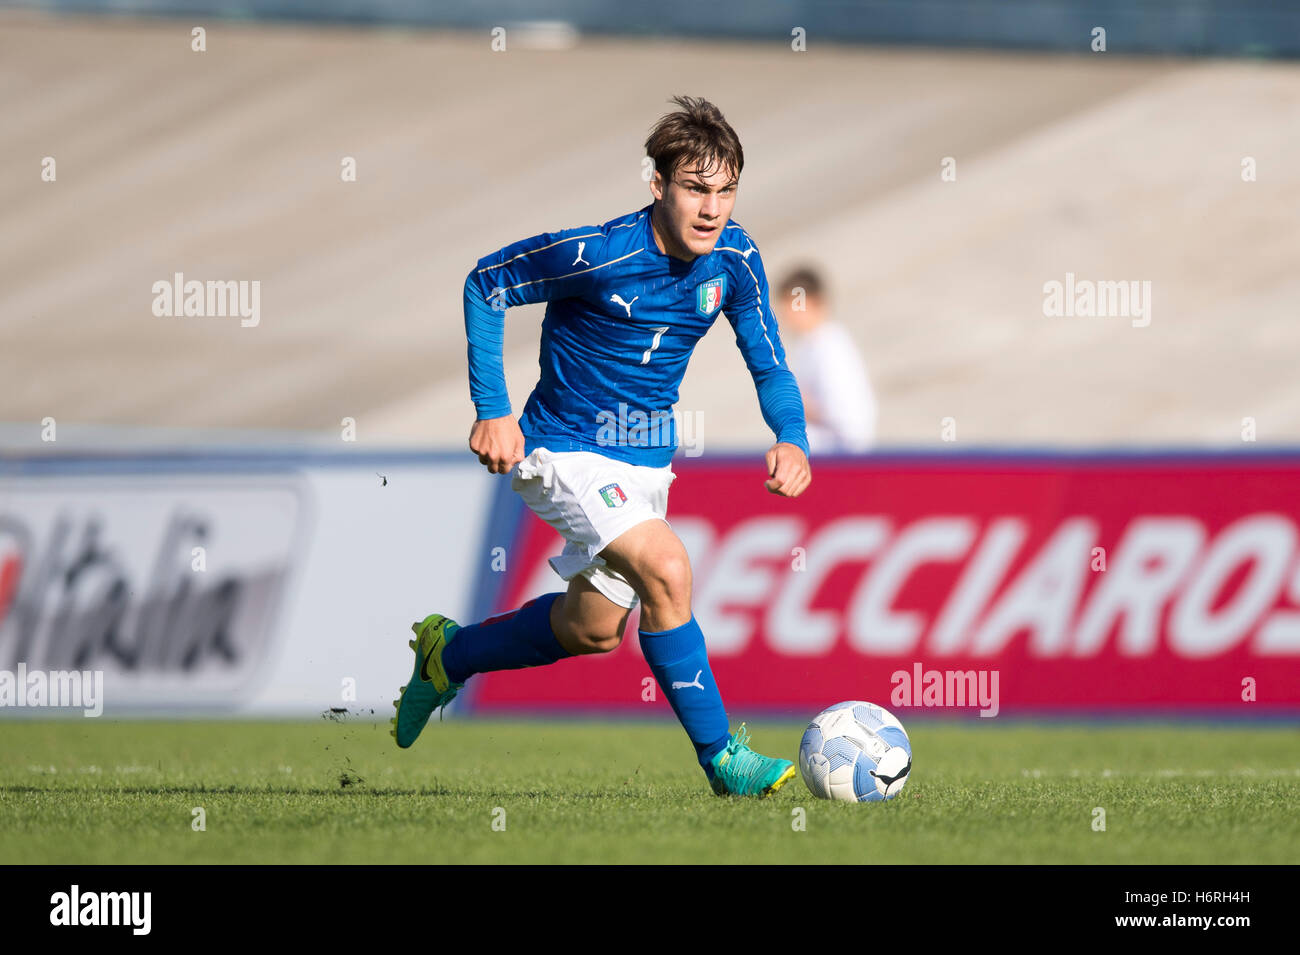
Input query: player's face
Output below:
<box><xmin>650</xmin><ymin>160</ymin><xmax>738</xmax><ymax>261</ymax></box>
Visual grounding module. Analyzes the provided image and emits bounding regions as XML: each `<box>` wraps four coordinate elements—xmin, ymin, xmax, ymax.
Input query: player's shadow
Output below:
<box><xmin>1</xmin><ymin>783</ymin><xmax>698</xmax><ymax>799</ymax></box>
<box><xmin>0</xmin><ymin>784</ymin><xmax>458</xmax><ymax>797</ymax></box>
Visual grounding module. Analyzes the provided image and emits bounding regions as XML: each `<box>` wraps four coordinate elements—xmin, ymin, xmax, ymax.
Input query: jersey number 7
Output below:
<box><xmin>641</xmin><ymin>326</ymin><xmax>670</xmax><ymax>365</ymax></box>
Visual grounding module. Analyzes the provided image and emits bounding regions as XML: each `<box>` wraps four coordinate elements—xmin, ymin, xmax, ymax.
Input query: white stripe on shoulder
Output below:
<box><xmin>713</xmin><ymin>243</ymin><xmax>778</xmax><ymax>366</ymax></box>
<box><xmin>476</xmin><ymin>231</ymin><xmax>606</xmax><ymax>275</ymax></box>
<box><xmin>609</xmin><ymin>212</ymin><xmax>646</xmax><ymax>231</ymax></box>
<box><xmin>490</xmin><ymin>248</ymin><xmax>644</xmax><ymax>294</ymax></box>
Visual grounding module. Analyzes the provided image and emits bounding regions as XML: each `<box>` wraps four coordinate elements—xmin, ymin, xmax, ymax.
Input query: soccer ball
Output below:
<box><xmin>798</xmin><ymin>701</ymin><xmax>912</xmax><ymax>802</ymax></box>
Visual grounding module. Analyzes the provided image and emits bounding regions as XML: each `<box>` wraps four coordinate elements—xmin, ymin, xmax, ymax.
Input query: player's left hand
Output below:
<box><xmin>764</xmin><ymin>442</ymin><xmax>811</xmax><ymax>498</ymax></box>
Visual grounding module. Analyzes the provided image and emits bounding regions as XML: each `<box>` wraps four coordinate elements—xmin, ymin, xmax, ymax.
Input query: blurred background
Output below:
<box><xmin>2</xmin><ymin>0</ymin><xmax>1299</xmax><ymax>721</ymax></box>
<box><xmin>4</xmin><ymin>0</ymin><xmax>1300</xmax><ymax>450</ymax></box>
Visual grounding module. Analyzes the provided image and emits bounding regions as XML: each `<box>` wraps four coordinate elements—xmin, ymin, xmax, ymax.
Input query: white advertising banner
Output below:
<box><xmin>0</xmin><ymin>453</ymin><xmax>494</xmax><ymax>716</ymax></box>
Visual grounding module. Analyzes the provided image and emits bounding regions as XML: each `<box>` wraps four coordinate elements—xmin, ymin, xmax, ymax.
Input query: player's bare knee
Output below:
<box><xmin>560</xmin><ymin>604</ymin><xmax>627</xmax><ymax>654</ymax></box>
<box><xmin>587</xmin><ymin>630</ymin><xmax>623</xmax><ymax>654</ymax></box>
<box><xmin>640</xmin><ymin>549</ymin><xmax>692</xmax><ymax>611</ymax></box>
<box><xmin>568</xmin><ymin>621</ymin><xmax>623</xmax><ymax>654</ymax></box>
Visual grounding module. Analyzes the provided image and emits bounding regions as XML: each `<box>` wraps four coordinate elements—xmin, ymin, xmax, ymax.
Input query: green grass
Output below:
<box><xmin>0</xmin><ymin>718</ymin><xmax>1296</xmax><ymax>864</ymax></box>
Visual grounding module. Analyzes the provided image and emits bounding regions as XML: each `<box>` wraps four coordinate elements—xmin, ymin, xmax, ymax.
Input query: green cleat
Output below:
<box><xmin>708</xmin><ymin>723</ymin><xmax>797</xmax><ymax>798</ymax></box>
<box><xmin>390</xmin><ymin>613</ymin><xmax>464</xmax><ymax>749</ymax></box>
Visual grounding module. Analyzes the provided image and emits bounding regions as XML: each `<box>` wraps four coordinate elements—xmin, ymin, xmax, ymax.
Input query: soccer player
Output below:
<box><xmin>392</xmin><ymin>95</ymin><xmax>813</xmax><ymax>797</ymax></box>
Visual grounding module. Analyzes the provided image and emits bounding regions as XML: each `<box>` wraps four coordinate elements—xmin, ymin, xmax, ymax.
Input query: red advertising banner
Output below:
<box><xmin>467</xmin><ymin>454</ymin><xmax>1300</xmax><ymax>717</ymax></box>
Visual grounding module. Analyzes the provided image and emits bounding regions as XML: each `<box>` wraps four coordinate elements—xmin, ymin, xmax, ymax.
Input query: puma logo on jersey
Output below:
<box><xmin>572</xmin><ymin>242</ymin><xmax>589</xmax><ymax>266</ymax></box>
<box><xmin>610</xmin><ymin>293</ymin><xmax>639</xmax><ymax>317</ymax></box>
<box><xmin>741</xmin><ymin>244</ymin><xmax>757</xmax><ymax>259</ymax></box>
<box><xmin>671</xmin><ymin>670</ymin><xmax>705</xmax><ymax>691</ymax></box>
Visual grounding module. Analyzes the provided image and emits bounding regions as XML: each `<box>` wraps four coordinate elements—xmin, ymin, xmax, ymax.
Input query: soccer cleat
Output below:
<box><xmin>391</xmin><ymin>613</ymin><xmax>464</xmax><ymax>749</ymax></box>
<box><xmin>708</xmin><ymin>723</ymin><xmax>797</xmax><ymax>798</ymax></box>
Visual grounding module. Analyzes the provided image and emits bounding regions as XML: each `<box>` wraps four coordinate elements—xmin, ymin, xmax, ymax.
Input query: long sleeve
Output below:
<box><xmin>464</xmin><ymin>272</ymin><xmax>511</xmax><ymax>419</ymax></box>
<box><xmin>751</xmin><ymin>361</ymin><xmax>811</xmax><ymax>457</ymax></box>
<box><xmin>721</xmin><ymin>238</ymin><xmax>811</xmax><ymax>457</ymax></box>
<box><xmin>463</xmin><ymin>224</ymin><xmax>611</xmax><ymax>420</ymax></box>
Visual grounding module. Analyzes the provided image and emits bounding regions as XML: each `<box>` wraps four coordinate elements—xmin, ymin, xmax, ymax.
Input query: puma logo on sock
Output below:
<box><xmin>671</xmin><ymin>669</ymin><xmax>705</xmax><ymax>691</ymax></box>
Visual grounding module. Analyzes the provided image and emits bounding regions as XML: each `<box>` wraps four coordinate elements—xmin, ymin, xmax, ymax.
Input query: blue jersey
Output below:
<box><xmin>463</xmin><ymin>202</ymin><xmax>808</xmax><ymax>467</ymax></box>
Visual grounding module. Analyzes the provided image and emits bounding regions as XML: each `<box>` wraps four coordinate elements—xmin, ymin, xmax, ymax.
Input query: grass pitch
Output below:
<box><xmin>0</xmin><ymin>718</ymin><xmax>1296</xmax><ymax>864</ymax></box>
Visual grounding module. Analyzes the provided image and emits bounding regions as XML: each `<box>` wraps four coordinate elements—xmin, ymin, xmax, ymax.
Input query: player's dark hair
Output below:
<box><xmin>778</xmin><ymin>265</ymin><xmax>826</xmax><ymax>302</ymax></box>
<box><xmin>645</xmin><ymin>95</ymin><xmax>744</xmax><ymax>186</ymax></box>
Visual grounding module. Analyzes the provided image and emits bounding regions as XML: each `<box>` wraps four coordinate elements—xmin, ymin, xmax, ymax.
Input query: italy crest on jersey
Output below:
<box><xmin>696</xmin><ymin>276</ymin><xmax>726</xmax><ymax>316</ymax></box>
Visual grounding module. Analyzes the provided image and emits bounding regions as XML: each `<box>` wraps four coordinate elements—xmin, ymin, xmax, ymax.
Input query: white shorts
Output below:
<box><xmin>510</xmin><ymin>447</ymin><xmax>677</xmax><ymax>609</ymax></box>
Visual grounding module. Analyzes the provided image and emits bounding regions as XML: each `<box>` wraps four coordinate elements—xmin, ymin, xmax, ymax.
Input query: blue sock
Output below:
<box><xmin>638</xmin><ymin>615</ymin><xmax>732</xmax><ymax>775</ymax></box>
<box><xmin>442</xmin><ymin>593</ymin><xmax>572</xmax><ymax>684</ymax></box>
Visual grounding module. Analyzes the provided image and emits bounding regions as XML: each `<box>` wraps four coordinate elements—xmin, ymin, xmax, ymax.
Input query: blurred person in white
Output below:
<box><xmin>773</xmin><ymin>266</ymin><xmax>877</xmax><ymax>453</ymax></box>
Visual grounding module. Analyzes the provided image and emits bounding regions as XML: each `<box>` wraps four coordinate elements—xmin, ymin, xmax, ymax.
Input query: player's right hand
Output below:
<box><xmin>469</xmin><ymin>415</ymin><xmax>525</xmax><ymax>475</ymax></box>
<box><xmin>764</xmin><ymin>441</ymin><xmax>812</xmax><ymax>498</ymax></box>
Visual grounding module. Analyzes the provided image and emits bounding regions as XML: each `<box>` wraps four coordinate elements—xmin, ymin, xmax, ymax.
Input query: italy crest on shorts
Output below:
<box><xmin>696</xmin><ymin>276</ymin><xmax>726</xmax><ymax>316</ymax></box>
<box><xmin>599</xmin><ymin>483</ymin><xmax>628</xmax><ymax>508</ymax></box>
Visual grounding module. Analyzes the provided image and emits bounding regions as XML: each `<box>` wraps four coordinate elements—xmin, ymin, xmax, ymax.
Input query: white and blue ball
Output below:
<box><xmin>798</xmin><ymin>701</ymin><xmax>912</xmax><ymax>802</ymax></box>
